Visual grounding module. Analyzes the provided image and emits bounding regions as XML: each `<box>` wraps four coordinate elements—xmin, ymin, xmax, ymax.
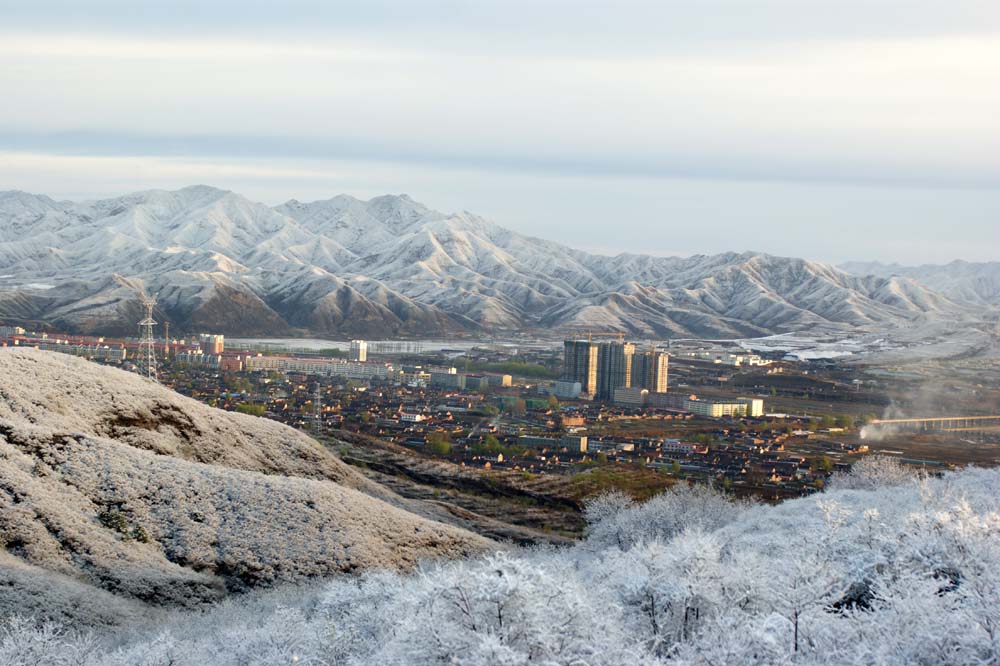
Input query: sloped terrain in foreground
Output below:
<box><xmin>0</xmin><ymin>349</ymin><xmax>490</xmax><ymax>625</ymax></box>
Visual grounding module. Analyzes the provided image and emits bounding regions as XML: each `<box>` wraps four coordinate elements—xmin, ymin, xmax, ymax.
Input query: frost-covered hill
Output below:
<box><xmin>0</xmin><ymin>186</ymin><xmax>974</xmax><ymax>338</ymax></box>
<box><xmin>0</xmin><ymin>349</ymin><xmax>490</xmax><ymax>625</ymax></box>
<box><xmin>3</xmin><ymin>458</ymin><xmax>998</xmax><ymax>665</ymax></box>
<box><xmin>841</xmin><ymin>260</ymin><xmax>1000</xmax><ymax>307</ymax></box>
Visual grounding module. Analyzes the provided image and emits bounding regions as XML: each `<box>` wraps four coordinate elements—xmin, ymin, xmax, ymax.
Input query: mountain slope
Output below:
<box><xmin>841</xmin><ymin>260</ymin><xmax>1000</xmax><ymax>307</ymax></box>
<box><xmin>0</xmin><ymin>349</ymin><xmax>490</xmax><ymax>622</ymax></box>
<box><xmin>0</xmin><ymin>186</ymin><xmax>977</xmax><ymax>337</ymax></box>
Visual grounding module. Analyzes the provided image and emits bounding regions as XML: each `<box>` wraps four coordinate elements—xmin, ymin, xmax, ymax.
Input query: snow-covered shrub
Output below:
<box><xmin>3</xmin><ymin>465</ymin><xmax>999</xmax><ymax>665</ymax></box>
<box><xmin>584</xmin><ymin>482</ymin><xmax>752</xmax><ymax>551</ymax></box>
<box><xmin>827</xmin><ymin>454</ymin><xmax>918</xmax><ymax>491</ymax></box>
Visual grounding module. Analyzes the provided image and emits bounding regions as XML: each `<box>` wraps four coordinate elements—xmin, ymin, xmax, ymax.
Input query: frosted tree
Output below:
<box><xmin>828</xmin><ymin>455</ymin><xmax>916</xmax><ymax>491</ymax></box>
<box><xmin>603</xmin><ymin>531</ymin><xmax>723</xmax><ymax>656</ymax></box>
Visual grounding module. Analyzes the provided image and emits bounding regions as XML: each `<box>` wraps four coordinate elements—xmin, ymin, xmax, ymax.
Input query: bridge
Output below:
<box><xmin>869</xmin><ymin>416</ymin><xmax>1000</xmax><ymax>433</ymax></box>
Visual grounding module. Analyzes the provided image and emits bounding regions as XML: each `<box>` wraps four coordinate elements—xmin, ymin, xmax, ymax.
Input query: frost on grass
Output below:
<box><xmin>0</xmin><ymin>349</ymin><xmax>491</xmax><ymax>620</ymax></box>
<box><xmin>0</xmin><ymin>348</ymin><xmax>364</xmax><ymax>486</ymax></box>
<box><xmin>4</xmin><ymin>457</ymin><xmax>1000</xmax><ymax>665</ymax></box>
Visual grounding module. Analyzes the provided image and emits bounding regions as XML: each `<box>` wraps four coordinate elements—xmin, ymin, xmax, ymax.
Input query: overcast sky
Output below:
<box><xmin>1</xmin><ymin>0</ymin><xmax>998</xmax><ymax>264</ymax></box>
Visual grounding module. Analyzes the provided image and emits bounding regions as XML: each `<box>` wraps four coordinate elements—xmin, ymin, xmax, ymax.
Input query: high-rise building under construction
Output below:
<box><xmin>634</xmin><ymin>350</ymin><xmax>669</xmax><ymax>393</ymax></box>
<box><xmin>562</xmin><ymin>340</ymin><xmax>599</xmax><ymax>395</ymax></box>
<box><xmin>564</xmin><ymin>339</ymin><xmax>649</xmax><ymax>400</ymax></box>
<box><xmin>596</xmin><ymin>341</ymin><xmax>635</xmax><ymax>400</ymax></box>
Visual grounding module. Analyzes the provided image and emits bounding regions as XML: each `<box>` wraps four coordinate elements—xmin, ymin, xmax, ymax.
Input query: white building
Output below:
<box><xmin>0</xmin><ymin>325</ymin><xmax>26</xmax><ymax>337</ymax></box>
<box><xmin>681</xmin><ymin>396</ymin><xmax>764</xmax><ymax>418</ymax></box>
<box><xmin>176</xmin><ymin>351</ymin><xmax>221</xmax><ymax>367</ymax></box>
<box><xmin>613</xmin><ymin>386</ymin><xmax>648</xmax><ymax>407</ymax></box>
<box><xmin>661</xmin><ymin>439</ymin><xmax>699</xmax><ymax>454</ymax></box>
<box><xmin>244</xmin><ymin>355</ymin><xmax>393</xmax><ymax>380</ymax></box>
<box><xmin>553</xmin><ymin>380</ymin><xmax>582</xmax><ymax>399</ymax></box>
<box><xmin>349</xmin><ymin>340</ymin><xmax>368</xmax><ymax>362</ymax></box>
<box><xmin>199</xmin><ymin>334</ymin><xmax>225</xmax><ymax>354</ymax></box>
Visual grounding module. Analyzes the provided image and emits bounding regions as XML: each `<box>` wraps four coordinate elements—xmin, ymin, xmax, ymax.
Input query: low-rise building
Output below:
<box><xmin>519</xmin><ymin>435</ymin><xmax>557</xmax><ymax>449</ymax></box>
<box><xmin>560</xmin><ymin>434</ymin><xmax>588</xmax><ymax>453</ymax></box>
<box><xmin>681</xmin><ymin>396</ymin><xmax>764</xmax><ymax>418</ymax></box>
<box><xmin>464</xmin><ymin>374</ymin><xmax>491</xmax><ymax>390</ymax></box>
<box><xmin>486</xmin><ymin>374</ymin><xmax>513</xmax><ymax>387</ymax></box>
<box><xmin>613</xmin><ymin>386</ymin><xmax>648</xmax><ymax>407</ymax></box>
<box><xmin>429</xmin><ymin>371</ymin><xmax>466</xmax><ymax>390</ymax></box>
<box><xmin>553</xmin><ymin>380</ymin><xmax>582</xmax><ymax>399</ymax></box>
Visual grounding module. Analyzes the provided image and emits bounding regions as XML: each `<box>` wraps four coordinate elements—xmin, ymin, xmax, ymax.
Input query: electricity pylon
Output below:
<box><xmin>137</xmin><ymin>295</ymin><xmax>158</xmax><ymax>381</ymax></box>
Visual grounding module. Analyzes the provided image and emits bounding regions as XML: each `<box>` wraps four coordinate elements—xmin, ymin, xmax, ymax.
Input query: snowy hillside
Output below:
<box><xmin>3</xmin><ymin>458</ymin><xmax>997</xmax><ymax>664</ymax></box>
<box><xmin>0</xmin><ymin>186</ymin><xmax>976</xmax><ymax>337</ymax></box>
<box><xmin>841</xmin><ymin>260</ymin><xmax>1000</xmax><ymax>307</ymax></box>
<box><xmin>0</xmin><ymin>349</ymin><xmax>490</xmax><ymax>624</ymax></box>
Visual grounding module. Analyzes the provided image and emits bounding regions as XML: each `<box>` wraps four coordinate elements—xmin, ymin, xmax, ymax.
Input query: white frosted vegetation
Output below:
<box><xmin>3</xmin><ymin>455</ymin><xmax>998</xmax><ymax>665</ymax></box>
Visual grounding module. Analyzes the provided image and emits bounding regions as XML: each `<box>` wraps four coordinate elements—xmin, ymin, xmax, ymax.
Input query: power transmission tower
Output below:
<box><xmin>313</xmin><ymin>382</ymin><xmax>323</xmax><ymax>430</ymax></box>
<box><xmin>137</xmin><ymin>295</ymin><xmax>158</xmax><ymax>381</ymax></box>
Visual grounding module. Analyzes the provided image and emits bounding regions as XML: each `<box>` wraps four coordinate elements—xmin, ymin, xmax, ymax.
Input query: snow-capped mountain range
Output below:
<box><xmin>0</xmin><ymin>185</ymin><xmax>987</xmax><ymax>338</ymax></box>
<box><xmin>840</xmin><ymin>260</ymin><xmax>1000</xmax><ymax>308</ymax></box>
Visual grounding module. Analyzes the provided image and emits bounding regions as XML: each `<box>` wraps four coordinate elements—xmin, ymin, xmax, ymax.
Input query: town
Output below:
<box><xmin>3</xmin><ymin>321</ymin><xmax>929</xmax><ymax>501</ymax></box>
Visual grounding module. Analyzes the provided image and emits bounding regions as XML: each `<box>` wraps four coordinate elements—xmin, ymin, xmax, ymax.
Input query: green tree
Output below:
<box><xmin>480</xmin><ymin>434</ymin><xmax>501</xmax><ymax>454</ymax></box>
<box><xmin>235</xmin><ymin>403</ymin><xmax>265</xmax><ymax>417</ymax></box>
<box><xmin>547</xmin><ymin>394</ymin><xmax>560</xmax><ymax>410</ymax></box>
<box><xmin>835</xmin><ymin>414</ymin><xmax>855</xmax><ymax>429</ymax></box>
<box><xmin>427</xmin><ymin>439</ymin><xmax>452</xmax><ymax>455</ymax></box>
<box><xmin>426</xmin><ymin>431</ymin><xmax>452</xmax><ymax>456</ymax></box>
<box><xmin>670</xmin><ymin>460</ymin><xmax>681</xmax><ymax>475</ymax></box>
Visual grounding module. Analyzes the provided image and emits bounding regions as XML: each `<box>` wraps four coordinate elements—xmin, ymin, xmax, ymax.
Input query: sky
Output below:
<box><xmin>1</xmin><ymin>0</ymin><xmax>999</xmax><ymax>264</ymax></box>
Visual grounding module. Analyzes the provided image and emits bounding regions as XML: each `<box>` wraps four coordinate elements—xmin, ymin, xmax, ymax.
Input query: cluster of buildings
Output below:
<box><xmin>561</xmin><ymin>339</ymin><xmax>669</xmax><ymax>400</ymax></box>
<box><xmin>241</xmin><ymin>354</ymin><xmax>394</xmax><ymax>381</ymax></box>
<box><xmin>426</xmin><ymin>367</ymin><xmax>512</xmax><ymax>390</ymax></box>
<box><xmin>673</xmin><ymin>348</ymin><xmax>771</xmax><ymax>367</ymax></box>
<box><xmin>558</xmin><ymin>338</ymin><xmax>763</xmax><ymax>417</ymax></box>
<box><xmin>0</xmin><ymin>327</ymin><xmax>231</xmax><ymax>366</ymax></box>
<box><xmin>0</xmin><ymin>325</ymin><xmax>26</xmax><ymax>338</ymax></box>
<box><xmin>1</xmin><ymin>329</ymin><xmax>130</xmax><ymax>361</ymax></box>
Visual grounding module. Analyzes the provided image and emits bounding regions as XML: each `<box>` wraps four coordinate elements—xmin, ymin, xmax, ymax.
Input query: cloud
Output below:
<box><xmin>0</xmin><ymin>1</ymin><xmax>998</xmax><ymax>263</ymax></box>
<box><xmin>2</xmin><ymin>32</ymin><xmax>998</xmax><ymax>188</ymax></box>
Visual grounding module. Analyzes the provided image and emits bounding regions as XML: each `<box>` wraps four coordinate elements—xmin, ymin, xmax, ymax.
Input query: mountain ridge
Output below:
<box><xmin>0</xmin><ymin>186</ymin><xmax>982</xmax><ymax>338</ymax></box>
<box><xmin>840</xmin><ymin>259</ymin><xmax>1000</xmax><ymax>307</ymax></box>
